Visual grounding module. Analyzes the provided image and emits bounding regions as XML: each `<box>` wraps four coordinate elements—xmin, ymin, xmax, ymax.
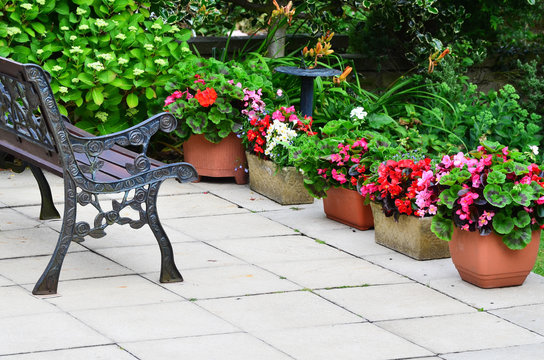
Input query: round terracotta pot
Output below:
<box><xmin>322</xmin><ymin>187</ymin><xmax>374</xmax><ymax>230</ymax></box>
<box><xmin>183</xmin><ymin>133</ymin><xmax>248</xmax><ymax>184</ymax></box>
<box><xmin>449</xmin><ymin>227</ymin><xmax>541</xmax><ymax>288</ymax></box>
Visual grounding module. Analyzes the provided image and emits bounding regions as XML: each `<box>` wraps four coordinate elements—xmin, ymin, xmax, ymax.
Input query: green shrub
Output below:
<box><xmin>0</xmin><ymin>0</ymin><xmax>191</xmax><ymax>134</ymax></box>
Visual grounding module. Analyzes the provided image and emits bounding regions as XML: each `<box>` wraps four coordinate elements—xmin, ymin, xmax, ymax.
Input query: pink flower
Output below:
<box><xmin>331</xmin><ymin>169</ymin><xmax>347</xmax><ymax>184</ymax></box>
<box><xmin>417</xmin><ymin>170</ymin><xmax>434</xmax><ymax>187</ymax></box>
<box><xmin>537</xmin><ymin>196</ymin><xmax>544</xmax><ymax>205</ymax></box>
<box><xmin>285</xmin><ymin>105</ymin><xmax>295</xmax><ymax>113</ymax></box>
<box><xmin>164</xmin><ymin>95</ymin><xmax>175</xmax><ymax>107</ymax></box>
<box><xmin>502</xmin><ymin>147</ymin><xmax>509</xmax><ymax>156</ymax></box>
<box><xmin>276</xmin><ymin>89</ymin><xmax>283</xmax><ymax>97</ymax></box>
<box><xmin>428</xmin><ymin>205</ymin><xmax>437</xmax><ymax>215</ymax></box>
<box><xmin>330</xmin><ymin>154</ymin><xmax>342</xmax><ymax>163</ymax></box>
<box><xmin>272</xmin><ymin>110</ymin><xmax>285</xmax><ymax>121</ymax></box>
<box><xmin>472</xmin><ymin>174</ymin><xmax>481</xmax><ymax>188</ymax></box>
<box><xmin>453</xmin><ymin>152</ymin><xmax>466</xmax><ymax>167</ymax></box>
<box><xmin>461</xmin><ymin>224</ymin><xmax>470</xmax><ymax>231</ymax></box>
<box><xmin>441</xmin><ymin>155</ymin><xmax>452</xmax><ymax>168</ymax></box>
<box><xmin>288</xmin><ymin>114</ymin><xmax>299</xmax><ymax>122</ymax></box>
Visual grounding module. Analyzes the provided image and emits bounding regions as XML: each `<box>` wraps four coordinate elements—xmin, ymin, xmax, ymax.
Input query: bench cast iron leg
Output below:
<box><xmin>33</xmin><ymin>176</ymin><xmax>77</xmax><ymax>295</ymax></box>
<box><xmin>28</xmin><ymin>164</ymin><xmax>61</xmax><ymax>220</ymax></box>
<box><xmin>146</xmin><ymin>181</ymin><xmax>183</xmax><ymax>283</ymax></box>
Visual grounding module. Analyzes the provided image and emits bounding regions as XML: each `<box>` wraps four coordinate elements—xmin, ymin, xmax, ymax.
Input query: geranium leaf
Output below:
<box><xmin>513</xmin><ymin>210</ymin><xmax>531</xmax><ymax>228</ymax></box>
<box><xmin>511</xmin><ymin>184</ymin><xmax>534</xmax><ymax>206</ymax></box>
<box><xmin>483</xmin><ymin>184</ymin><xmax>512</xmax><ymax>208</ymax></box>
<box><xmin>486</xmin><ymin>171</ymin><xmax>506</xmax><ymax>184</ymax></box>
<box><xmin>501</xmin><ymin>226</ymin><xmax>532</xmax><ymax>250</ymax></box>
<box><xmin>431</xmin><ymin>214</ymin><xmax>453</xmax><ymax>241</ymax></box>
<box><xmin>492</xmin><ymin>211</ymin><xmax>514</xmax><ymax>235</ymax></box>
<box><xmin>438</xmin><ymin>185</ymin><xmax>462</xmax><ymax>209</ymax></box>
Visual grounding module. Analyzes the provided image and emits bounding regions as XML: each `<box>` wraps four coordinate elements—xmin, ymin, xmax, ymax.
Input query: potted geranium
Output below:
<box><xmin>360</xmin><ymin>152</ymin><xmax>450</xmax><ymax>260</ymax></box>
<box><xmin>164</xmin><ymin>56</ymin><xmax>275</xmax><ymax>184</ymax></box>
<box><xmin>241</xmin><ymin>105</ymin><xmax>316</xmax><ymax>205</ymax></box>
<box><xmin>431</xmin><ymin>141</ymin><xmax>544</xmax><ymax>288</ymax></box>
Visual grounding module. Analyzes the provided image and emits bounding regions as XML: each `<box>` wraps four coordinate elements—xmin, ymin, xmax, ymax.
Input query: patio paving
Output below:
<box><xmin>0</xmin><ymin>170</ymin><xmax>543</xmax><ymax>359</ymax></box>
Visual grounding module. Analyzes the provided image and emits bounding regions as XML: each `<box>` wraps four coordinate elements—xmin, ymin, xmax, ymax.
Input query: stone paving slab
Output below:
<box><xmin>0</xmin><ymin>208</ymin><xmax>41</xmax><ymax>231</ymax></box>
<box><xmin>441</xmin><ymin>343</ymin><xmax>544</xmax><ymax>360</ymax></box>
<box><xmin>0</xmin><ymin>251</ymin><xmax>133</xmax><ymax>285</ymax></box>
<box><xmin>120</xmin><ymin>333</ymin><xmax>293</xmax><ymax>360</ymax></box>
<box><xmin>93</xmin><ymin>242</ymin><xmax>245</xmax><ymax>274</ymax></box>
<box><xmin>208</xmin><ymin>235</ymin><xmax>353</xmax><ymax>264</ymax></box>
<box><xmin>70</xmin><ymin>301</ymin><xmax>239</xmax><ymax>343</ymax></box>
<box><xmin>0</xmin><ymin>286</ymin><xmax>59</xmax><ymax>319</ymax></box>
<box><xmin>490</xmin><ymin>304</ymin><xmax>544</xmax><ymax>336</ymax></box>
<box><xmin>259</xmin><ymin>257</ymin><xmax>410</xmax><ymax>289</ymax></box>
<box><xmin>42</xmin><ymin>275</ymin><xmax>184</xmax><ymax>311</ymax></box>
<box><xmin>198</xmin><ymin>291</ymin><xmax>363</xmax><ymax>332</ymax></box>
<box><xmin>429</xmin><ymin>273</ymin><xmax>544</xmax><ymax>310</ymax></box>
<box><xmin>0</xmin><ymin>345</ymin><xmax>138</xmax><ymax>360</ymax></box>
<box><xmin>254</xmin><ymin>323</ymin><xmax>434</xmax><ymax>360</ymax></box>
<box><xmin>0</xmin><ymin>275</ymin><xmax>13</xmax><ymax>286</ymax></box>
<box><xmin>162</xmin><ymin>212</ymin><xmax>298</xmax><ymax>241</ymax></box>
<box><xmin>157</xmin><ymin>193</ymin><xmax>249</xmax><ymax>219</ymax></box>
<box><xmin>316</xmin><ymin>283</ymin><xmax>476</xmax><ymax>321</ymax></box>
<box><xmin>316</xmin><ymin>228</ymin><xmax>395</xmax><ymax>257</ymax></box>
<box><xmin>377</xmin><ymin>312</ymin><xmax>544</xmax><ymax>354</ymax></box>
<box><xmin>0</xmin><ymin>312</ymin><xmax>112</xmax><ymax>355</ymax></box>
<box><xmin>145</xmin><ymin>264</ymin><xmax>302</xmax><ymax>300</ymax></box>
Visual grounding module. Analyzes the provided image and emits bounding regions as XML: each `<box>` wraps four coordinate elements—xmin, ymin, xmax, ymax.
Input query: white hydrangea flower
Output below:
<box><xmin>58</xmin><ymin>86</ymin><xmax>68</xmax><ymax>94</ymax></box>
<box><xmin>128</xmin><ymin>26</ymin><xmax>138</xmax><ymax>32</ymax></box>
<box><xmin>69</xmin><ymin>35</ymin><xmax>77</xmax><ymax>41</ymax></box>
<box><xmin>144</xmin><ymin>43</ymin><xmax>154</xmax><ymax>51</ymax></box>
<box><xmin>350</xmin><ymin>106</ymin><xmax>368</xmax><ymax>121</ymax></box>
<box><xmin>76</xmin><ymin>7</ymin><xmax>87</xmax><ymax>15</ymax></box>
<box><xmin>133</xmin><ymin>68</ymin><xmax>144</xmax><ymax>76</ymax></box>
<box><xmin>151</xmin><ymin>23</ymin><xmax>162</xmax><ymax>30</ymax></box>
<box><xmin>72</xmin><ymin>78</ymin><xmax>80</xmax><ymax>84</ymax></box>
<box><xmin>79</xmin><ymin>24</ymin><xmax>89</xmax><ymax>30</ymax></box>
<box><xmin>95</xmin><ymin>19</ymin><xmax>108</xmax><ymax>28</ymax></box>
<box><xmin>154</xmin><ymin>59</ymin><xmax>167</xmax><ymax>66</ymax></box>
<box><xmin>529</xmin><ymin>145</ymin><xmax>539</xmax><ymax>155</ymax></box>
<box><xmin>118</xmin><ymin>57</ymin><xmax>129</xmax><ymax>65</ymax></box>
<box><xmin>7</xmin><ymin>27</ymin><xmax>21</xmax><ymax>36</ymax></box>
<box><xmin>20</xmin><ymin>3</ymin><xmax>32</xmax><ymax>10</ymax></box>
<box><xmin>97</xmin><ymin>53</ymin><xmax>114</xmax><ymax>61</ymax></box>
<box><xmin>69</xmin><ymin>46</ymin><xmax>83</xmax><ymax>54</ymax></box>
<box><xmin>115</xmin><ymin>33</ymin><xmax>126</xmax><ymax>40</ymax></box>
<box><xmin>154</xmin><ymin>36</ymin><xmax>162</xmax><ymax>43</ymax></box>
<box><xmin>168</xmin><ymin>25</ymin><xmax>180</xmax><ymax>33</ymax></box>
<box><xmin>52</xmin><ymin>65</ymin><xmax>63</xmax><ymax>72</ymax></box>
<box><xmin>37</xmin><ymin>0</ymin><xmax>45</xmax><ymax>5</ymax></box>
<box><xmin>36</xmin><ymin>49</ymin><xmax>44</xmax><ymax>55</ymax></box>
<box><xmin>181</xmin><ymin>47</ymin><xmax>191</xmax><ymax>53</ymax></box>
<box><xmin>60</xmin><ymin>26</ymin><xmax>69</xmax><ymax>31</ymax></box>
<box><xmin>95</xmin><ymin>112</ymin><xmax>108</xmax><ymax>122</ymax></box>
<box><xmin>87</xmin><ymin>61</ymin><xmax>105</xmax><ymax>72</ymax></box>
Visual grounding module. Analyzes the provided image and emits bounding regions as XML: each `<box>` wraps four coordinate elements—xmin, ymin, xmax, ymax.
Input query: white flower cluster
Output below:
<box><xmin>37</xmin><ymin>0</ymin><xmax>45</xmax><ymax>5</ymax></box>
<box><xmin>6</xmin><ymin>27</ymin><xmax>21</xmax><ymax>36</ymax></box>
<box><xmin>529</xmin><ymin>145</ymin><xmax>539</xmax><ymax>155</ymax></box>
<box><xmin>118</xmin><ymin>57</ymin><xmax>129</xmax><ymax>65</ymax></box>
<box><xmin>151</xmin><ymin>23</ymin><xmax>162</xmax><ymax>30</ymax></box>
<box><xmin>20</xmin><ymin>3</ymin><xmax>32</xmax><ymax>10</ymax></box>
<box><xmin>36</xmin><ymin>49</ymin><xmax>44</xmax><ymax>55</ymax></box>
<box><xmin>95</xmin><ymin>112</ymin><xmax>108</xmax><ymax>122</ymax></box>
<box><xmin>350</xmin><ymin>106</ymin><xmax>368</xmax><ymax>121</ymax></box>
<box><xmin>58</xmin><ymin>86</ymin><xmax>68</xmax><ymax>94</ymax></box>
<box><xmin>51</xmin><ymin>65</ymin><xmax>63</xmax><ymax>72</ymax></box>
<box><xmin>95</xmin><ymin>19</ymin><xmax>108</xmax><ymax>28</ymax></box>
<box><xmin>264</xmin><ymin>120</ymin><xmax>297</xmax><ymax>157</ymax></box>
<box><xmin>154</xmin><ymin>58</ymin><xmax>167</xmax><ymax>66</ymax></box>
<box><xmin>69</xmin><ymin>46</ymin><xmax>83</xmax><ymax>54</ymax></box>
<box><xmin>60</xmin><ymin>26</ymin><xmax>69</xmax><ymax>31</ymax></box>
<box><xmin>133</xmin><ymin>68</ymin><xmax>144</xmax><ymax>76</ymax></box>
<box><xmin>168</xmin><ymin>25</ymin><xmax>180</xmax><ymax>33</ymax></box>
<box><xmin>144</xmin><ymin>44</ymin><xmax>154</xmax><ymax>51</ymax></box>
<box><xmin>97</xmin><ymin>53</ymin><xmax>114</xmax><ymax>61</ymax></box>
<box><xmin>69</xmin><ymin>35</ymin><xmax>77</xmax><ymax>41</ymax></box>
<box><xmin>79</xmin><ymin>24</ymin><xmax>89</xmax><ymax>31</ymax></box>
<box><xmin>87</xmin><ymin>61</ymin><xmax>104</xmax><ymax>72</ymax></box>
<box><xmin>128</xmin><ymin>26</ymin><xmax>138</xmax><ymax>32</ymax></box>
<box><xmin>115</xmin><ymin>33</ymin><xmax>126</xmax><ymax>40</ymax></box>
<box><xmin>76</xmin><ymin>7</ymin><xmax>87</xmax><ymax>15</ymax></box>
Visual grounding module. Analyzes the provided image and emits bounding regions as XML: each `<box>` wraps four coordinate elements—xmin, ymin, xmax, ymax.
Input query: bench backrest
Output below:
<box><xmin>0</xmin><ymin>57</ymin><xmax>66</xmax><ymax>174</ymax></box>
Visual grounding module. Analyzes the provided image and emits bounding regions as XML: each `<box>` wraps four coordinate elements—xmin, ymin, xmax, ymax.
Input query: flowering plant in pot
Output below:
<box><xmin>430</xmin><ymin>141</ymin><xmax>544</xmax><ymax>287</ymax></box>
<box><xmin>240</xmin><ymin>105</ymin><xmax>317</xmax><ymax>204</ymax></box>
<box><xmin>359</xmin><ymin>152</ymin><xmax>450</xmax><ymax>259</ymax></box>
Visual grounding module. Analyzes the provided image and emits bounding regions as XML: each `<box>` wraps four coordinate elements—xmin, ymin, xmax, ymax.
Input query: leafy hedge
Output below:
<box><xmin>0</xmin><ymin>0</ymin><xmax>191</xmax><ymax>134</ymax></box>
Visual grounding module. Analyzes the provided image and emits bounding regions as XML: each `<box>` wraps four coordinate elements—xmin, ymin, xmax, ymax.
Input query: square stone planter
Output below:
<box><xmin>246</xmin><ymin>152</ymin><xmax>313</xmax><ymax>205</ymax></box>
<box><xmin>370</xmin><ymin>202</ymin><xmax>450</xmax><ymax>260</ymax></box>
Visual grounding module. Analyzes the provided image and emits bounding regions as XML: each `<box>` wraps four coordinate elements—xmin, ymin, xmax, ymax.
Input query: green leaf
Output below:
<box><xmin>187</xmin><ymin>111</ymin><xmax>207</xmax><ymax>133</ymax></box>
<box><xmin>438</xmin><ymin>185</ymin><xmax>462</xmax><ymax>209</ymax></box>
<box><xmin>486</xmin><ymin>171</ymin><xmax>506</xmax><ymax>184</ymax></box>
<box><xmin>111</xmin><ymin>77</ymin><xmax>133</xmax><ymax>90</ymax></box>
<box><xmin>513</xmin><ymin>210</ymin><xmax>532</xmax><ymax>228</ymax></box>
<box><xmin>511</xmin><ymin>184</ymin><xmax>534</xmax><ymax>207</ymax></box>
<box><xmin>78</xmin><ymin>72</ymin><xmax>95</xmax><ymax>86</ymax></box>
<box><xmin>90</xmin><ymin>87</ymin><xmax>104</xmax><ymax>106</ymax></box>
<box><xmin>492</xmin><ymin>211</ymin><xmax>515</xmax><ymax>235</ymax></box>
<box><xmin>145</xmin><ymin>87</ymin><xmax>156</xmax><ymax>99</ymax></box>
<box><xmin>56</xmin><ymin>1</ymin><xmax>69</xmax><ymax>15</ymax></box>
<box><xmin>501</xmin><ymin>227</ymin><xmax>533</xmax><ymax>250</ymax></box>
<box><xmin>126</xmin><ymin>93</ymin><xmax>138</xmax><ymax>108</ymax></box>
<box><xmin>431</xmin><ymin>214</ymin><xmax>453</xmax><ymax>241</ymax></box>
<box><xmin>483</xmin><ymin>184</ymin><xmax>512</xmax><ymax>208</ymax></box>
<box><xmin>97</xmin><ymin>70</ymin><xmax>117</xmax><ymax>84</ymax></box>
<box><xmin>30</xmin><ymin>22</ymin><xmax>46</xmax><ymax>35</ymax></box>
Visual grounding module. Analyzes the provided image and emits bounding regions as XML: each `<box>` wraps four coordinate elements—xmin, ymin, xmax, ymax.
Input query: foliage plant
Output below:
<box><xmin>359</xmin><ymin>153</ymin><xmax>439</xmax><ymax>220</ymax></box>
<box><xmin>242</xmin><ymin>105</ymin><xmax>315</xmax><ymax>168</ymax></box>
<box><xmin>163</xmin><ymin>55</ymin><xmax>275</xmax><ymax>144</ymax></box>
<box><xmin>0</xmin><ymin>0</ymin><xmax>192</xmax><ymax>135</ymax></box>
<box><xmin>431</xmin><ymin>141</ymin><xmax>544</xmax><ymax>250</ymax></box>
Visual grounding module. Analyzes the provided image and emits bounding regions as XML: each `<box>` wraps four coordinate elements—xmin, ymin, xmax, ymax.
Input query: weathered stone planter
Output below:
<box><xmin>370</xmin><ymin>202</ymin><xmax>450</xmax><ymax>260</ymax></box>
<box><xmin>322</xmin><ymin>187</ymin><xmax>373</xmax><ymax>230</ymax></box>
<box><xmin>246</xmin><ymin>152</ymin><xmax>313</xmax><ymax>205</ymax></box>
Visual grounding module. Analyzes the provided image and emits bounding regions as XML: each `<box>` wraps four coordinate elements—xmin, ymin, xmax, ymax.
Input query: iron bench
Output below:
<box><xmin>0</xmin><ymin>56</ymin><xmax>198</xmax><ymax>295</ymax></box>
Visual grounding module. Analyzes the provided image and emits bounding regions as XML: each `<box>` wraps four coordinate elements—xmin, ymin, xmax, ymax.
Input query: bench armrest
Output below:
<box><xmin>67</xmin><ymin>113</ymin><xmax>176</xmax><ymax>154</ymax></box>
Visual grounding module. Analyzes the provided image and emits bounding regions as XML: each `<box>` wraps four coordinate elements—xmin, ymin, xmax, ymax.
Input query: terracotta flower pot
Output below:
<box><xmin>322</xmin><ymin>187</ymin><xmax>373</xmax><ymax>230</ymax></box>
<box><xmin>183</xmin><ymin>133</ymin><xmax>248</xmax><ymax>184</ymax></box>
<box><xmin>370</xmin><ymin>203</ymin><xmax>450</xmax><ymax>260</ymax></box>
<box><xmin>246</xmin><ymin>152</ymin><xmax>313</xmax><ymax>205</ymax></box>
<box><xmin>449</xmin><ymin>227</ymin><xmax>541</xmax><ymax>288</ymax></box>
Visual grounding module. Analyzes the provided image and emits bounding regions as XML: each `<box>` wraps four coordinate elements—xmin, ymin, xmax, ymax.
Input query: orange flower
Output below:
<box><xmin>333</xmin><ymin>66</ymin><xmax>352</xmax><ymax>85</ymax></box>
<box><xmin>195</xmin><ymin>87</ymin><xmax>217</xmax><ymax>107</ymax></box>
